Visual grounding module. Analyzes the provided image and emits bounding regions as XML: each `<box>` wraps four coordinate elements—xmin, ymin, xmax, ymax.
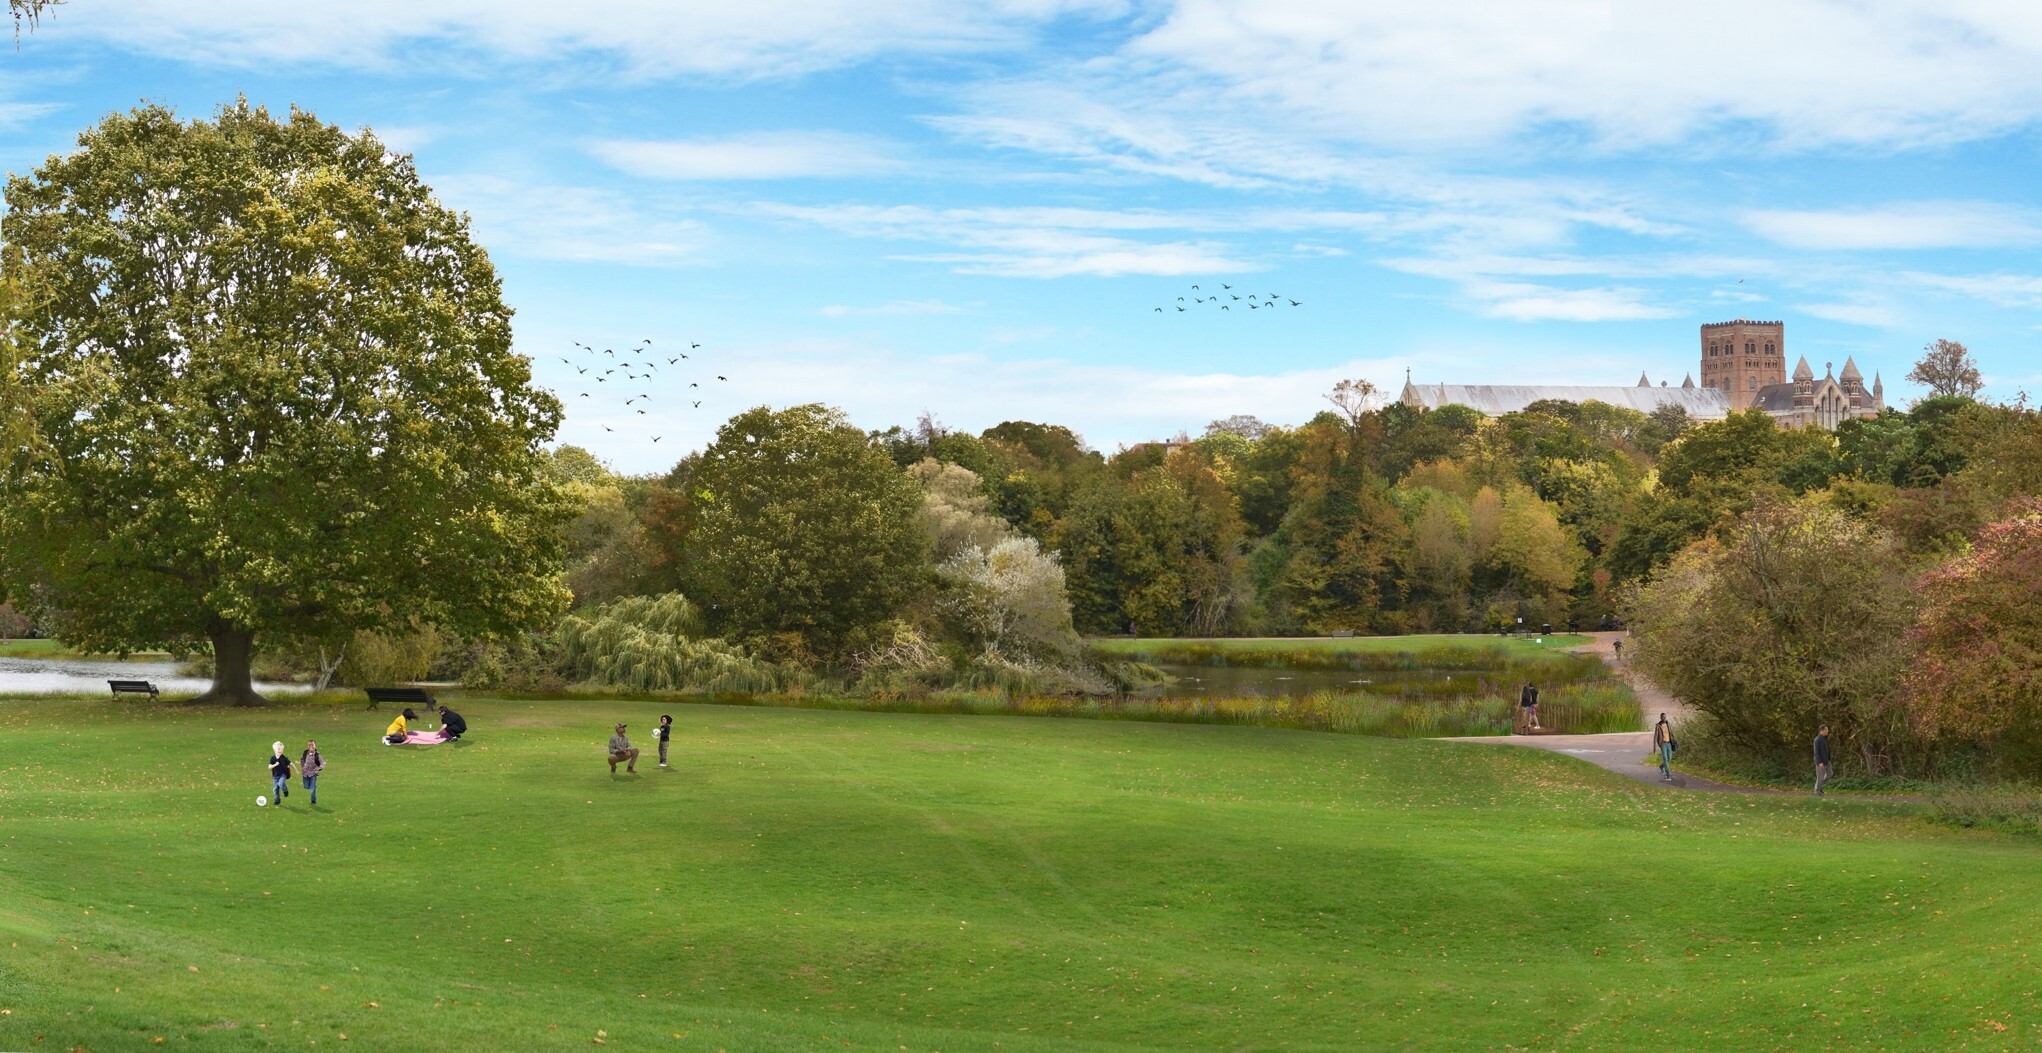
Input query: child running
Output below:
<box><xmin>300</xmin><ymin>740</ymin><xmax>325</xmax><ymax>805</ymax></box>
<box><xmin>268</xmin><ymin>741</ymin><xmax>292</xmax><ymax>804</ymax></box>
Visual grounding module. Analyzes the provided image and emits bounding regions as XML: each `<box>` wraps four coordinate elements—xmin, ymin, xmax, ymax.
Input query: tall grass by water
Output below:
<box><xmin>663</xmin><ymin>678</ymin><xmax>1640</xmax><ymax>738</ymax></box>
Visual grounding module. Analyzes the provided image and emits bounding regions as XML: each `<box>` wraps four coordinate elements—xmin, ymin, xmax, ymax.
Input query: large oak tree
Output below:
<box><xmin>0</xmin><ymin>101</ymin><xmax>572</xmax><ymax>704</ymax></box>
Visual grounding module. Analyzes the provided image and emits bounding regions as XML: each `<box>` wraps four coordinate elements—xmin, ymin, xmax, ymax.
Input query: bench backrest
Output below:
<box><xmin>365</xmin><ymin>687</ymin><xmax>434</xmax><ymax>701</ymax></box>
<box><xmin>108</xmin><ymin>680</ymin><xmax>155</xmax><ymax>689</ymax></box>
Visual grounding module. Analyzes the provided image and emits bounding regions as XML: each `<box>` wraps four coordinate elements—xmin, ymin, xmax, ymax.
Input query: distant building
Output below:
<box><xmin>1398</xmin><ymin>320</ymin><xmax>1883</xmax><ymax>431</ymax></box>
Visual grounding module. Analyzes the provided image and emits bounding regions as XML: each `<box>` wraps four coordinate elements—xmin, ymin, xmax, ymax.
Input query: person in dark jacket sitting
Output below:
<box><xmin>437</xmin><ymin>704</ymin><xmax>468</xmax><ymax>741</ymax></box>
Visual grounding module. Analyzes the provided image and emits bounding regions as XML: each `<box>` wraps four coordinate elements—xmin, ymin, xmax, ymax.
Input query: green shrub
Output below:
<box><xmin>1930</xmin><ymin>790</ymin><xmax>2042</xmax><ymax>833</ymax></box>
<box><xmin>557</xmin><ymin>593</ymin><xmax>805</xmax><ymax>694</ymax></box>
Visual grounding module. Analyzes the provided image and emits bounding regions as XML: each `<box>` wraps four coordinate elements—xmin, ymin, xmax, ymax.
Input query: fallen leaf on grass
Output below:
<box><xmin>364</xmin><ymin>1002</ymin><xmax>380</xmax><ymax>1008</ymax></box>
<box><xmin>187</xmin><ymin>965</ymin><xmax>199</xmax><ymax>973</ymax></box>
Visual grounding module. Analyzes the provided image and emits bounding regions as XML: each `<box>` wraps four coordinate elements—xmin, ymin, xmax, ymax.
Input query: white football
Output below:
<box><xmin>256</xmin><ymin>795</ymin><xmax>268</xmax><ymax>807</ymax></box>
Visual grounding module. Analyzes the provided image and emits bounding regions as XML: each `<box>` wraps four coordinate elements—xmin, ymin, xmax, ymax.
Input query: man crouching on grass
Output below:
<box><xmin>608</xmin><ymin>722</ymin><xmax>639</xmax><ymax>774</ymax></box>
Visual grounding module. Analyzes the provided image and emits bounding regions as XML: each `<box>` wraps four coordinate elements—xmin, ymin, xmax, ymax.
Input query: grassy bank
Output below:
<box><xmin>1091</xmin><ymin>633</ymin><xmax>1596</xmax><ymax>677</ymax></box>
<box><xmin>0</xmin><ymin>638</ymin><xmax>173</xmax><ymax>660</ymax></box>
<box><xmin>1</xmin><ymin>696</ymin><xmax>2036</xmax><ymax>1051</ymax></box>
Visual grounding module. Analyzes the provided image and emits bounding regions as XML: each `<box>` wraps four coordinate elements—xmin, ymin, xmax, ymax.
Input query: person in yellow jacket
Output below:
<box><xmin>384</xmin><ymin>708</ymin><xmax>418</xmax><ymax>746</ymax></box>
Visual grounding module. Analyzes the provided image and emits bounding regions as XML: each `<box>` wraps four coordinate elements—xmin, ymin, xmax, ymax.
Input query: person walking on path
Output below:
<box><xmin>300</xmin><ymin>740</ymin><xmax>325</xmax><ymax>806</ymax></box>
<box><xmin>1611</xmin><ymin>638</ymin><xmax>1622</xmax><ymax>662</ymax></box>
<box><xmin>1653</xmin><ymin>713</ymin><xmax>1677</xmax><ymax>781</ymax></box>
<box><xmin>608</xmin><ymin>722</ymin><xmax>639</xmax><ymax>774</ymax></box>
<box><xmin>1814</xmin><ymin>724</ymin><xmax>1833</xmax><ymax>795</ymax></box>
<box><xmin>655</xmin><ymin>714</ymin><xmax>673</xmax><ymax>769</ymax></box>
<box><xmin>268</xmin><ymin>741</ymin><xmax>292</xmax><ymax>804</ymax></box>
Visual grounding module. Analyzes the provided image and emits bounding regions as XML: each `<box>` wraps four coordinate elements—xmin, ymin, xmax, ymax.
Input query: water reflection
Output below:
<box><xmin>0</xmin><ymin>656</ymin><xmax>297</xmax><ymax>696</ymax></box>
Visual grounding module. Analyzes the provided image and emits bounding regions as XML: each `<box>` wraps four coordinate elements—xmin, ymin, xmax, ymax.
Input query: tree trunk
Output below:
<box><xmin>194</xmin><ymin>619</ymin><xmax>269</xmax><ymax>706</ymax></box>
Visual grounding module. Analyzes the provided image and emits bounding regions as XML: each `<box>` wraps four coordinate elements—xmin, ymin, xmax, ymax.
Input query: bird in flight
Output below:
<box><xmin>576</xmin><ymin>367</ymin><xmax>588</xmax><ymax>374</ymax></box>
<box><xmin>652</xmin><ymin>436</ymin><xmax>662</xmax><ymax>443</ymax></box>
<box><xmin>578</xmin><ymin>393</ymin><xmax>590</xmax><ymax>398</ymax></box>
<box><xmin>1191</xmin><ymin>284</ymin><xmax>1200</xmax><ymax>291</ymax></box>
<box><xmin>602</xmin><ymin>425</ymin><xmax>613</xmax><ymax>432</ymax></box>
<box><xmin>1221</xmin><ymin>283</ymin><xmax>1231</xmax><ymax>289</ymax></box>
<box><xmin>691</xmin><ymin>343</ymin><xmax>701</xmax><ymax>349</ymax></box>
<box><xmin>636</xmin><ymin>409</ymin><xmax>647</xmax><ymax>415</ymax></box>
<box><xmin>1154</xmin><ymin>307</ymin><xmax>1163</xmax><ymax>313</ymax></box>
<box><xmin>692</xmin><ymin>400</ymin><xmax>702</xmax><ymax>408</ymax></box>
<box><xmin>1289</xmin><ymin>299</ymin><xmax>1303</xmax><ymax>306</ymax></box>
<box><xmin>668</xmin><ymin>357</ymin><xmax>680</xmax><ymax>365</ymax></box>
<box><xmin>1220</xmin><ymin>305</ymin><xmax>1229</xmax><ymax>311</ymax></box>
<box><xmin>716</xmin><ymin>376</ymin><xmax>727</xmax><ymax>381</ymax></box>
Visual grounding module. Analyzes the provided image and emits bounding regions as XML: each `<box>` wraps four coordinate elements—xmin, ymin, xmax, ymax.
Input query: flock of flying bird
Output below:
<box><xmin>1157</xmin><ymin>282</ymin><xmax>1304</xmax><ymax>314</ymax></box>
<box><xmin>559</xmin><ymin>339</ymin><xmax>727</xmax><ymax>443</ymax></box>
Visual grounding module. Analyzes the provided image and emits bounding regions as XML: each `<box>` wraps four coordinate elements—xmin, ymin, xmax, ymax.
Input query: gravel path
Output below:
<box><xmin>1440</xmin><ymin>631</ymin><xmax>1793</xmax><ymax>794</ymax></box>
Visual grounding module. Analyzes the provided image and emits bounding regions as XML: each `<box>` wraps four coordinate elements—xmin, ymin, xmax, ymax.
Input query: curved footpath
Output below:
<box><xmin>1440</xmin><ymin>632</ymin><xmax>1784</xmax><ymax>794</ymax></box>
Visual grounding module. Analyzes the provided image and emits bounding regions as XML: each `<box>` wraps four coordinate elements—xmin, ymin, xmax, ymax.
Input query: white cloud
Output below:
<box><xmin>434</xmin><ymin>174</ymin><xmax>707</xmax><ymax>265</ymax></box>
<box><xmin>1743</xmin><ymin>203</ymin><xmax>2042</xmax><ymax>250</ymax></box>
<box><xmin>591</xmin><ymin>132</ymin><xmax>902</xmax><ymax>180</ymax></box>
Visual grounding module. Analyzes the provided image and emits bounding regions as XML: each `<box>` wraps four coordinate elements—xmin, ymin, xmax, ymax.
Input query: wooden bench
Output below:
<box><xmin>108</xmin><ymin>679</ymin><xmax>159</xmax><ymax>700</ymax></box>
<box><xmin>364</xmin><ymin>686</ymin><xmax>436</xmax><ymax>711</ymax></box>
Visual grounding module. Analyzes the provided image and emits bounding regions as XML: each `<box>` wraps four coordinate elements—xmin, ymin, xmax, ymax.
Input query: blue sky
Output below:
<box><xmin>5</xmin><ymin>1</ymin><xmax>2040</xmax><ymax>472</ymax></box>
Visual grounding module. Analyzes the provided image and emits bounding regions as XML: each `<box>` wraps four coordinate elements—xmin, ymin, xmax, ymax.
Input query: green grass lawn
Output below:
<box><xmin>2</xmin><ymin>697</ymin><xmax>2036</xmax><ymax>1051</ymax></box>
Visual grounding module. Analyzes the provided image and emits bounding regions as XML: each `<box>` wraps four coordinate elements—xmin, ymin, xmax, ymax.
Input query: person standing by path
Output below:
<box><xmin>300</xmin><ymin>740</ymin><xmax>325</xmax><ymax>806</ymax></box>
<box><xmin>1653</xmin><ymin>713</ymin><xmax>1676</xmax><ymax>781</ymax></box>
<box><xmin>1814</xmin><ymin>724</ymin><xmax>1833</xmax><ymax>795</ymax></box>
<box><xmin>655</xmin><ymin>714</ymin><xmax>673</xmax><ymax>769</ymax></box>
<box><xmin>268</xmin><ymin>742</ymin><xmax>292</xmax><ymax>804</ymax></box>
<box><xmin>608</xmin><ymin>722</ymin><xmax>639</xmax><ymax>774</ymax></box>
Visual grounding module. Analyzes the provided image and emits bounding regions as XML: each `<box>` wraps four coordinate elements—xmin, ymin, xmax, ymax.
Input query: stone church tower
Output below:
<box><xmin>1698</xmin><ymin>319</ymin><xmax>1786</xmax><ymax>409</ymax></box>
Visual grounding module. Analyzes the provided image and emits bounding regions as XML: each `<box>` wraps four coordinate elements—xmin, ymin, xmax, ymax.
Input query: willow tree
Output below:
<box><xmin>0</xmin><ymin>101</ymin><xmax>572</xmax><ymax>704</ymax></box>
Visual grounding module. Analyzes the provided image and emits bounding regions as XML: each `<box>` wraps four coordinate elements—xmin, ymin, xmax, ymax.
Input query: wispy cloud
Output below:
<box><xmin>434</xmin><ymin>174</ymin><xmax>707</xmax><ymax>266</ymax></box>
<box><xmin>1903</xmin><ymin>271</ymin><xmax>2042</xmax><ymax>308</ymax></box>
<box><xmin>1742</xmin><ymin>203</ymin><xmax>2042</xmax><ymax>250</ymax></box>
<box><xmin>56</xmin><ymin>0</ymin><xmax>1125</xmax><ymax>77</ymax></box>
<box><xmin>592</xmin><ymin>132</ymin><xmax>903</xmax><ymax>180</ymax></box>
<box><xmin>1798</xmin><ymin>301</ymin><xmax>1902</xmax><ymax>328</ymax></box>
<box><xmin>1469</xmin><ymin>282</ymin><xmax>1678</xmax><ymax>323</ymax></box>
<box><xmin>757</xmin><ymin>202</ymin><xmax>1261</xmax><ymax>277</ymax></box>
<box><xmin>820</xmin><ymin>299</ymin><xmax>968</xmax><ymax>317</ymax></box>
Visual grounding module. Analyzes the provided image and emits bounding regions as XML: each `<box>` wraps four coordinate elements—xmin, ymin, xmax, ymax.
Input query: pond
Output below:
<box><xmin>1144</xmin><ymin>663</ymin><xmax>1482</xmax><ymax>699</ymax></box>
<box><xmin>0</xmin><ymin>656</ymin><xmax>298</xmax><ymax>696</ymax></box>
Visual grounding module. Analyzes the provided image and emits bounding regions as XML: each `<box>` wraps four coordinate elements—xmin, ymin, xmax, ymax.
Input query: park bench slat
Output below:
<box><xmin>363</xmin><ymin>685</ymin><xmax>437</xmax><ymax>710</ymax></box>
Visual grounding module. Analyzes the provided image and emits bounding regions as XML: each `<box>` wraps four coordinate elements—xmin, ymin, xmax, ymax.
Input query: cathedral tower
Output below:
<box><xmin>1699</xmin><ymin>319</ymin><xmax>1786</xmax><ymax>410</ymax></box>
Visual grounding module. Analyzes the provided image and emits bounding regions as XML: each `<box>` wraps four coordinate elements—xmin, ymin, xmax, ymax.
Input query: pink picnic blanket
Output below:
<box><xmin>386</xmin><ymin>730</ymin><xmax>448</xmax><ymax>745</ymax></box>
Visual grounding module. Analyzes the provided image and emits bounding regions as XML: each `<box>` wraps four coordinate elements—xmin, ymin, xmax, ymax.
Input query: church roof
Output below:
<box><xmin>1754</xmin><ymin>382</ymin><xmax>1799</xmax><ymax>414</ymax></box>
<box><xmin>1399</xmin><ymin>382</ymin><xmax>1732</xmax><ymax>419</ymax></box>
<box><xmin>1840</xmin><ymin>356</ymin><xmax>1862</xmax><ymax>380</ymax></box>
<box><xmin>1793</xmin><ymin>356</ymin><xmax>1814</xmax><ymax>381</ymax></box>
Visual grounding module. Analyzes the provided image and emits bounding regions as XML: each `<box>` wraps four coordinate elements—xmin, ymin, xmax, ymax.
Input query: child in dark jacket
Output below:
<box><xmin>268</xmin><ymin>741</ymin><xmax>292</xmax><ymax>804</ymax></box>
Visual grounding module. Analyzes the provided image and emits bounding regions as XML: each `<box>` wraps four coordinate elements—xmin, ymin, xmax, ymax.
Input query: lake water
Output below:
<box><xmin>1145</xmin><ymin>664</ymin><xmax>1474</xmax><ymax>699</ymax></box>
<box><xmin>0</xmin><ymin>656</ymin><xmax>297</xmax><ymax>696</ymax></box>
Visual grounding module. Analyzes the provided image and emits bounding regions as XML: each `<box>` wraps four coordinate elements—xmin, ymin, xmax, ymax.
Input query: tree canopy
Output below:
<box><xmin>0</xmin><ymin>101</ymin><xmax>572</xmax><ymax>703</ymax></box>
<box><xmin>668</xmin><ymin>403</ymin><xmax>925</xmax><ymax>659</ymax></box>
